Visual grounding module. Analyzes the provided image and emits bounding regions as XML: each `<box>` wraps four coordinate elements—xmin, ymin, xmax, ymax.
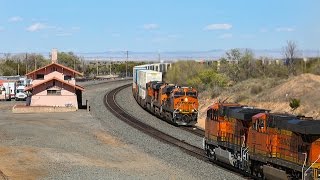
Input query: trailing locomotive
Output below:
<box><xmin>132</xmin><ymin>63</ymin><xmax>199</xmax><ymax>126</ymax></box>
<box><xmin>204</xmin><ymin>102</ymin><xmax>320</xmax><ymax>180</ymax></box>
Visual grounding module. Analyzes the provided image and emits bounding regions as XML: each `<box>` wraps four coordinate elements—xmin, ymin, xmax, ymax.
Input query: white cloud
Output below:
<box><xmin>8</xmin><ymin>16</ymin><xmax>23</xmax><ymax>22</ymax></box>
<box><xmin>204</xmin><ymin>23</ymin><xmax>232</xmax><ymax>30</ymax></box>
<box><xmin>56</xmin><ymin>32</ymin><xmax>72</xmax><ymax>37</ymax></box>
<box><xmin>218</xmin><ymin>33</ymin><xmax>233</xmax><ymax>39</ymax></box>
<box><xmin>275</xmin><ymin>27</ymin><xmax>295</xmax><ymax>32</ymax></box>
<box><xmin>26</xmin><ymin>23</ymin><xmax>48</xmax><ymax>32</ymax></box>
<box><xmin>143</xmin><ymin>23</ymin><xmax>159</xmax><ymax>30</ymax></box>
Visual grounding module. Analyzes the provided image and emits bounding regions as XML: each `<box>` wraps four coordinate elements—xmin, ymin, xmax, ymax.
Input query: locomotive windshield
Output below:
<box><xmin>174</xmin><ymin>91</ymin><xmax>185</xmax><ymax>97</ymax></box>
<box><xmin>186</xmin><ymin>91</ymin><xmax>197</xmax><ymax>97</ymax></box>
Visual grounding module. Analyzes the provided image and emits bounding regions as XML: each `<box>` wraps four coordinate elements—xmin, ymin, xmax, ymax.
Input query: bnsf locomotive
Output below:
<box><xmin>204</xmin><ymin>102</ymin><xmax>320</xmax><ymax>180</ymax></box>
<box><xmin>132</xmin><ymin>63</ymin><xmax>199</xmax><ymax>126</ymax></box>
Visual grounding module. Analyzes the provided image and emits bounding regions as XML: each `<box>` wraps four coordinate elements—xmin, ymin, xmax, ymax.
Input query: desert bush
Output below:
<box><xmin>289</xmin><ymin>98</ymin><xmax>300</xmax><ymax>111</ymax></box>
<box><xmin>250</xmin><ymin>85</ymin><xmax>263</xmax><ymax>94</ymax></box>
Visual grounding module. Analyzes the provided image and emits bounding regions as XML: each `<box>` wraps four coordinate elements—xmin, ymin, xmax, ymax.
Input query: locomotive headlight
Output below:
<box><xmin>184</xmin><ymin>98</ymin><xmax>188</xmax><ymax>102</ymax></box>
<box><xmin>191</xmin><ymin>109</ymin><xmax>194</xmax><ymax>113</ymax></box>
<box><xmin>179</xmin><ymin>109</ymin><xmax>182</xmax><ymax>112</ymax></box>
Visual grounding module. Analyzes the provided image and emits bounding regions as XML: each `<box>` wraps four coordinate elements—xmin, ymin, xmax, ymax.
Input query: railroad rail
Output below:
<box><xmin>180</xmin><ymin>126</ymin><xmax>204</xmax><ymax>137</ymax></box>
<box><xmin>104</xmin><ymin>83</ymin><xmax>258</xmax><ymax>180</ymax></box>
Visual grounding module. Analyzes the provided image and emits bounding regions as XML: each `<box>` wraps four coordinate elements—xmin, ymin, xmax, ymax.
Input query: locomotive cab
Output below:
<box><xmin>170</xmin><ymin>87</ymin><xmax>199</xmax><ymax>125</ymax></box>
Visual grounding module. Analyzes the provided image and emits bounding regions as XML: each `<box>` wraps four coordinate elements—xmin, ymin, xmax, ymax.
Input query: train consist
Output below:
<box><xmin>204</xmin><ymin>102</ymin><xmax>320</xmax><ymax>179</ymax></box>
<box><xmin>132</xmin><ymin>63</ymin><xmax>199</xmax><ymax>126</ymax></box>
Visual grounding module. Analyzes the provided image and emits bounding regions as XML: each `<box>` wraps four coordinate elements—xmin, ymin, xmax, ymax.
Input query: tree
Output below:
<box><xmin>57</xmin><ymin>52</ymin><xmax>81</xmax><ymax>71</ymax></box>
<box><xmin>283</xmin><ymin>40</ymin><xmax>299</xmax><ymax>75</ymax></box>
<box><xmin>226</xmin><ymin>49</ymin><xmax>241</xmax><ymax>62</ymax></box>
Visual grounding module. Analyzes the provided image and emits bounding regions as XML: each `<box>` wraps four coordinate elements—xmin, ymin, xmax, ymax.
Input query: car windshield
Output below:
<box><xmin>17</xmin><ymin>89</ymin><xmax>24</xmax><ymax>93</ymax></box>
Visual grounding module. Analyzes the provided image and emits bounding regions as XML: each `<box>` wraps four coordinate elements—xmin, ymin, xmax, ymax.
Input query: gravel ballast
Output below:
<box><xmin>88</xmin><ymin>81</ymin><xmax>244</xmax><ymax>180</ymax></box>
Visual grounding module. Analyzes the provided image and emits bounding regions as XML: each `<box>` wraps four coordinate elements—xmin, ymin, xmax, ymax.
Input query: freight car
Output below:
<box><xmin>203</xmin><ymin>102</ymin><xmax>320</xmax><ymax>180</ymax></box>
<box><xmin>132</xmin><ymin>63</ymin><xmax>198</xmax><ymax>126</ymax></box>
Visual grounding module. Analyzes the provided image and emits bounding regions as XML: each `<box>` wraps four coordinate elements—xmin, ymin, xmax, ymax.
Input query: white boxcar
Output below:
<box><xmin>133</xmin><ymin>65</ymin><xmax>147</xmax><ymax>90</ymax></box>
<box><xmin>137</xmin><ymin>70</ymin><xmax>162</xmax><ymax>89</ymax></box>
<box><xmin>133</xmin><ymin>65</ymin><xmax>147</xmax><ymax>84</ymax></box>
<box><xmin>137</xmin><ymin>70</ymin><xmax>162</xmax><ymax>100</ymax></box>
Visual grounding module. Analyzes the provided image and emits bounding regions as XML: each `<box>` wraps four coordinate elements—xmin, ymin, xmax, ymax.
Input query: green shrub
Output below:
<box><xmin>289</xmin><ymin>98</ymin><xmax>300</xmax><ymax>111</ymax></box>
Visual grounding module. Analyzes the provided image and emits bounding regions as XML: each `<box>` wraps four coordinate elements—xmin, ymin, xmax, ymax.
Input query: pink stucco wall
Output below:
<box><xmin>31</xmin><ymin>87</ymin><xmax>78</xmax><ymax>109</ymax></box>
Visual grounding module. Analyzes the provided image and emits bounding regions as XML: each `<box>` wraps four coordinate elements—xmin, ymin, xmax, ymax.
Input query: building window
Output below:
<box><xmin>36</xmin><ymin>74</ymin><xmax>44</xmax><ymax>79</ymax></box>
<box><xmin>64</xmin><ymin>75</ymin><xmax>72</xmax><ymax>80</ymax></box>
<box><xmin>47</xmin><ymin>90</ymin><xmax>61</xmax><ymax>95</ymax></box>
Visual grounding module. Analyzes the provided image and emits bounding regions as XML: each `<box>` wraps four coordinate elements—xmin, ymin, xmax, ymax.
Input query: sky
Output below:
<box><xmin>0</xmin><ymin>0</ymin><xmax>319</xmax><ymax>53</ymax></box>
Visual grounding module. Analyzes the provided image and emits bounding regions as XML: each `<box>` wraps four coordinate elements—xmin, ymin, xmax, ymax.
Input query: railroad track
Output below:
<box><xmin>104</xmin><ymin>83</ymin><xmax>258</xmax><ymax>180</ymax></box>
<box><xmin>104</xmin><ymin>83</ymin><xmax>206</xmax><ymax>161</ymax></box>
<box><xmin>180</xmin><ymin>126</ymin><xmax>204</xmax><ymax>137</ymax></box>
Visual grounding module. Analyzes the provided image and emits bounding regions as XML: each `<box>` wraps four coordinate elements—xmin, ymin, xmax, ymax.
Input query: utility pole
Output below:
<box><xmin>126</xmin><ymin>50</ymin><xmax>128</xmax><ymax>78</ymax></box>
<box><xmin>109</xmin><ymin>57</ymin><xmax>112</xmax><ymax>75</ymax></box>
<box><xmin>82</xmin><ymin>58</ymin><xmax>85</xmax><ymax>74</ymax></box>
<box><xmin>96</xmin><ymin>59</ymin><xmax>99</xmax><ymax>76</ymax></box>
<box><xmin>34</xmin><ymin>56</ymin><xmax>37</xmax><ymax>70</ymax></box>
<box><xmin>317</xmin><ymin>49</ymin><xmax>320</xmax><ymax>63</ymax></box>
<box><xmin>25</xmin><ymin>53</ymin><xmax>28</xmax><ymax>74</ymax></box>
<box><xmin>74</xmin><ymin>58</ymin><xmax>76</xmax><ymax>70</ymax></box>
<box><xmin>158</xmin><ymin>50</ymin><xmax>161</xmax><ymax>62</ymax></box>
<box><xmin>17</xmin><ymin>63</ymin><xmax>20</xmax><ymax>75</ymax></box>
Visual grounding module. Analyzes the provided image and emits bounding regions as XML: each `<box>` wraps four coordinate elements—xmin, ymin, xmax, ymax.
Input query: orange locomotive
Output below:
<box><xmin>204</xmin><ymin>102</ymin><xmax>320</xmax><ymax>179</ymax></box>
<box><xmin>145</xmin><ymin>81</ymin><xmax>199</xmax><ymax>126</ymax></box>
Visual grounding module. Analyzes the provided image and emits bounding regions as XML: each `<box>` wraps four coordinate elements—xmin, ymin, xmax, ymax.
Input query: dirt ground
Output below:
<box><xmin>196</xmin><ymin>73</ymin><xmax>320</xmax><ymax>129</ymax></box>
<box><xmin>0</xmin><ymin>101</ymin><xmax>186</xmax><ymax>180</ymax></box>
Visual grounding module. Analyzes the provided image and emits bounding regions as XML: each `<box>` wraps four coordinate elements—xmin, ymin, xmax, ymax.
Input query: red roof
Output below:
<box><xmin>25</xmin><ymin>77</ymin><xmax>85</xmax><ymax>91</ymax></box>
<box><xmin>26</xmin><ymin>62</ymin><xmax>83</xmax><ymax>76</ymax></box>
<box><xmin>0</xmin><ymin>80</ymin><xmax>8</xmax><ymax>86</ymax></box>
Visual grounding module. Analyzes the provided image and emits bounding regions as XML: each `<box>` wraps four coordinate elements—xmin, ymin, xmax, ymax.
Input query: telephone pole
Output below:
<box><xmin>34</xmin><ymin>56</ymin><xmax>37</xmax><ymax>70</ymax></box>
<box><xmin>96</xmin><ymin>59</ymin><xmax>99</xmax><ymax>76</ymax></box>
<box><xmin>25</xmin><ymin>53</ymin><xmax>28</xmax><ymax>74</ymax></box>
<box><xmin>109</xmin><ymin>57</ymin><xmax>112</xmax><ymax>75</ymax></box>
<box><xmin>126</xmin><ymin>50</ymin><xmax>128</xmax><ymax>78</ymax></box>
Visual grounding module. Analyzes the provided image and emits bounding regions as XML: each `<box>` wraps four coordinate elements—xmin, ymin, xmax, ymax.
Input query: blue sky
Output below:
<box><xmin>0</xmin><ymin>0</ymin><xmax>319</xmax><ymax>53</ymax></box>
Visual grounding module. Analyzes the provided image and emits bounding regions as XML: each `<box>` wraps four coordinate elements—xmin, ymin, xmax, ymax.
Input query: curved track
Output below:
<box><xmin>104</xmin><ymin>83</ymin><xmax>206</xmax><ymax>161</ymax></box>
<box><xmin>104</xmin><ymin>83</ymin><xmax>258</xmax><ymax>179</ymax></box>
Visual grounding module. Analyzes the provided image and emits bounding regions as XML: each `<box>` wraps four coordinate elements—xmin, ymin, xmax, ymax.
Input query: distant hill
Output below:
<box><xmin>2</xmin><ymin>49</ymin><xmax>319</xmax><ymax>61</ymax></box>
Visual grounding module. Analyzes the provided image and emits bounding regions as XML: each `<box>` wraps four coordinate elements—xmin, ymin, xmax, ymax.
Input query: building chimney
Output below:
<box><xmin>51</xmin><ymin>48</ymin><xmax>58</xmax><ymax>63</ymax></box>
